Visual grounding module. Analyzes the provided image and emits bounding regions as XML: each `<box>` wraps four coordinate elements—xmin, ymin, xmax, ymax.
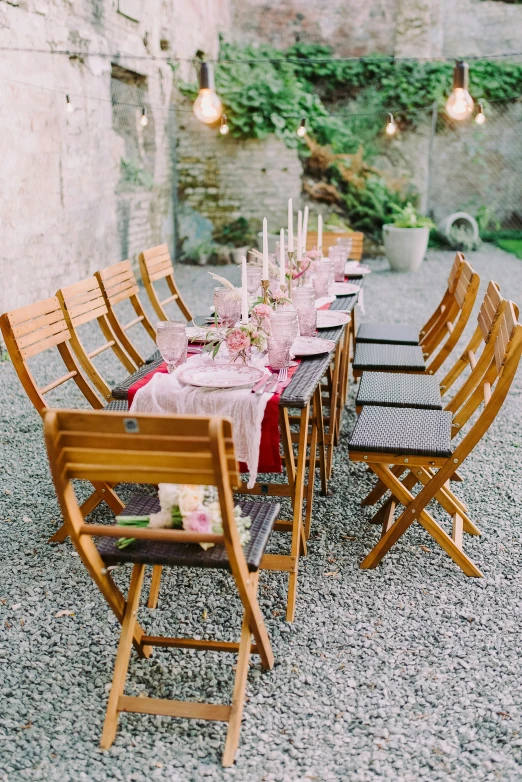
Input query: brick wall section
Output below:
<box><xmin>176</xmin><ymin>113</ymin><xmax>303</xmax><ymax>247</ymax></box>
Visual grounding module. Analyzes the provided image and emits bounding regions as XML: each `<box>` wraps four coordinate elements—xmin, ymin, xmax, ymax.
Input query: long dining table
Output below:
<box><xmin>111</xmin><ymin>288</ymin><xmax>360</xmax><ymax>621</ymax></box>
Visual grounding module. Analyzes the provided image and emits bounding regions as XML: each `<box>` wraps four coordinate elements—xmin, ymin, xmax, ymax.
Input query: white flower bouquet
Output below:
<box><xmin>115</xmin><ymin>484</ymin><xmax>251</xmax><ymax>551</ymax></box>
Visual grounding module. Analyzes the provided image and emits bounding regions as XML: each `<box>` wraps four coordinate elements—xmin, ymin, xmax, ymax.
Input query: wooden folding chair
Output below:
<box><xmin>43</xmin><ymin>409</ymin><xmax>276</xmax><ymax>765</ymax></box>
<box><xmin>95</xmin><ymin>260</ymin><xmax>158</xmax><ymax>368</ymax></box>
<box><xmin>57</xmin><ymin>277</ymin><xmax>138</xmax><ymax>402</ymax></box>
<box><xmin>0</xmin><ymin>297</ymin><xmax>125</xmax><ymax>539</ymax></box>
<box><xmin>353</xmin><ymin>259</ymin><xmax>479</xmax><ymax>378</ymax></box>
<box><xmin>306</xmin><ymin>231</ymin><xmax>364</xmax><ymax>261</ymax></box>
<box><xmin>139</xmin><ymin>244</ymin><xmax>192</xmax><ymax>322</ymax></box>
<box><xmin>349</xmin><ymin>302</ymin><xmax>522</xmax><ymax>576</ymax></box>
<box><xmin>355</xmin><ymin>281</ymin><xmax>511</xmax><ymax>413</ymax></box>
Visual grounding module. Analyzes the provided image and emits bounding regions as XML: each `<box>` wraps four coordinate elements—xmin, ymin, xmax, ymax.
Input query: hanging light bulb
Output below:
<box><xmin>385</xmin><ymin>113</ymin><xmax>397</xmax><ymax>135</ymax></box>
<box><xmin>475</xmin><ymin>102</ymin><xmax>486</xmax><ymax>125</ymax></box>
<box><xmin>446</xmin><ymin>61</ymin><xmax>474</xmax><ymax>121</ymax></box>
<box><xmin>296</xmin><ymin>117</ymin><xmax>306</xmax><ymax>138</ymax></box>
<box><xmin>140</xmin><ymin>107</ymin><xmax>149</xmax><ymax>127</ymax></box>
<box><xmin>219</xmin><ymin>114</ymin><xmax>229</xmax><ymax>135</ymax></box>
<box><xmin>65</xmin><ymin>94</ymin><xmax>74</xmax><ymax>113</ymax></box>
<box><xmin>193</xmin><ymin>62</ymin><xmax>222</xmax><ymax>125</ymax></box>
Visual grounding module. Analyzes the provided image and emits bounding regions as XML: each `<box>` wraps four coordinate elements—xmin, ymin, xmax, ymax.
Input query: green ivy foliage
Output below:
<box><xmin>176</xmin><ymin>42</ymin><xmax>522</xmax><ymax>239</ymax></box>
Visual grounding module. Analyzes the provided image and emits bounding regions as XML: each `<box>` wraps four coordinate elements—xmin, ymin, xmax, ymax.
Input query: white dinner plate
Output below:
<box><xmin>330</xmin><ymin>282</ymin><xmax>361</xmax><ymax>296</ymax></box>
<box><xmin>316</xmin><ymin>310</ymin><xmax>351</xmax><ymax>329</ymax></box>
<box><xmin>291</xmin><ymin>337</ymin><xmax>336</xmax><ymax>356</ymax></box>
<box><xmin>345</xmin><ymin>263</ymin><xmax>371</xmax><ymax>275</ymax></box>
<box><xmin>178</xmin><ymin>364</ymin><xmax>265</xmax><ymax>389</ymax></box>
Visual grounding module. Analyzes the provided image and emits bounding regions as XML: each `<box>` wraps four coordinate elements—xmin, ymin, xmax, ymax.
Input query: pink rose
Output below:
<box><xmin>183</xmin><ymin>508</ymin><xmax>213</xmax><ymax>534</ymax></box>
<box><xmin>226</xmin><ymin>328</ymin><xmax>250</xmax><ymax>353</ymax></box>
<box><xmin>253</xmin><ymin>303</ymin><xmax>273</xmax><ymax>320</ymax></box>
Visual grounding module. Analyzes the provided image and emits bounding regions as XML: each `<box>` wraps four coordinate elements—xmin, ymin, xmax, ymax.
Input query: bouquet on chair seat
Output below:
<box><xmin>115</xmin><ymin>484</ymin><xmax>251</xmax><ymax>550</ymax></box>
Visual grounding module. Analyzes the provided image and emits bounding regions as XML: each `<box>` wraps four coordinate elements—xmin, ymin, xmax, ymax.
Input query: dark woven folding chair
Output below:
<box><xmin>348</xmin><ymin>302</ymin><xmax>522</xmax><ymax>577</ymax></box>
<box><xmin>95</xmin><ymin>260</ymin><xmax>160</xmax><ymax>367</ymax></box>
<box><xmin>139</xmin><ymin>244</ymin><xmax>193</xmax><ymax>322</ymax></box>
<box><xmin>355</xmin><ymin>252</ymin><xmax>464</xmax><ymax>348</ymax></box>
<box><xmin>43</xmin><ymin>409</ymin><xmax>276</xmax><ymax>766</ymax></box>
<box><xmin>57</xmin><ymin>276</ymin><xmax>138</xmax><ymax>403</ymax></box>
<box><xmin>352</xmin><ymin>260</ymin><xmax>479</xmax><ymax>378</ymax></box>
<box><xmin>0</xmin><ymin>297</ymin><xmax>126</xmax><ymax>541</ymax></box>
<box><xmin>356</xmin><ymin>281</ymin><xmax>511</xmax><ymax>412</ymax></box>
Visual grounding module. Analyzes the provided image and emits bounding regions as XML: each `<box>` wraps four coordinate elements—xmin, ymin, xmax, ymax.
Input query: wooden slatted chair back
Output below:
<box><xmin>306</xmin><ymin>231</ymin><xmax>364</xmax><ymax>261</ymax></box>
<box><xmin>95</xmin><ymin>261</ymin><xmax>157</xmax><ymax>367</ymax></box>
<box><xmin>440</xmin><ymin>281</ymin><xmax>510</xmax><ymax>396</ymax></box>
<box><xmin>139</xmin><ymin>244</ymin><xmax>192</xmax><ymax>322</ymax></box>
<box><xmin>419</xmin><ymin>253</ymin><xmax>465</xmax><ymax>340</ymax></box>
<box><xmin>422</xmin><ymin>260</ymin><xmax>480</xmax><ymax>375</ymax></box>
<box><xmin>448</xmin><ymin>301</ymin><xmax>520</xmax><ymax>435</ymax></box>
<box><xmin>49</xmin><ymin>410</ymin><xmax>239</xmax><ymax>490</ymax></box>
<box><xmin>0</xmin><ymin>297</ymin><xmax>103</xmax><ymax>414</ymax></box>
<box><xmin>57</xmin><ymin>277</ymin><xmax>137</xmax><ymax>402</ymax></box>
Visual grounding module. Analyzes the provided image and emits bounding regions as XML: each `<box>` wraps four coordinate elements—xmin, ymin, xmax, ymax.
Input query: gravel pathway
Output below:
<box><xmin>1</xmin><ymin>246</ymin><xmax>522</xmax><ymax>781</ymax></box>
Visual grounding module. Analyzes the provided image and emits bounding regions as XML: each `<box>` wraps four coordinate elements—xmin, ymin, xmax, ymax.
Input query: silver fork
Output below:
<box><xmin>277</xmin><ymin>366</ymin><xmax>288</xmax><ymax>385</ymax></box>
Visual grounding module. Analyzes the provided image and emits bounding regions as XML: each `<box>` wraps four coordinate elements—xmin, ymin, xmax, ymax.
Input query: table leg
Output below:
<box><xmin>286</xmin><ymin>404</ymin><xmax>310</xmax><ymax>622</ymax></box>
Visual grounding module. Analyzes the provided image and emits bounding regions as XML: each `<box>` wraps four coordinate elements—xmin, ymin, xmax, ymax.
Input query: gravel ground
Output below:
<box><xmin>1</xmin><ymin>246</ymin><xmax>522</xmax><ymax>781</ymax></box>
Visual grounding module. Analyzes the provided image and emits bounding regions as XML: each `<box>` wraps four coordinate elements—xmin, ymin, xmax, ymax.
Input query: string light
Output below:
<box><xmin>65</xmin><ymin>94</ymin><xmax>73</xmax><ymax>112</ymax></box>
<box><xmin>219</xmin><ymin>114</ymin><xmax>229</xmax><ymax>135</ymax></box>
<box><xmin>296</xmin><ymin>117</ymin><xmax>306</xmax><ymax>138</ymax></box>
<box><xmin>476</xmin><ymin>102</ymin><xmax>486</xmax><ymax>125</ymax></box>
<box><xmin>385</xmin><ymin>112</ymin><xmax>397</xmax><ymax>135</ymax></box>
<box><xmin>140</xmin><ymin>107</ymin><xmax>149</xmax><ymax>126</ymax></box>
<box><xmin>446</xmin><ymin>61</ymin><xmax>474</xmax><ymax>120</ymax></box>
<box><xmin>193</xmin><ymin>61</ymin><xmax>222</xmax><ymax>125</ymax></box>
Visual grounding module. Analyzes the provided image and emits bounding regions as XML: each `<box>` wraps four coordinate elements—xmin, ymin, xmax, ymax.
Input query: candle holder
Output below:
<box><xmin>261</xmin><ymin>279</ymin><xmax>270</xmax><ymax>305</ymax></box>
<box><xmin>286</xmin><ymin>250</ymin><xmax>296</xmax><ymax>301</ymax></box>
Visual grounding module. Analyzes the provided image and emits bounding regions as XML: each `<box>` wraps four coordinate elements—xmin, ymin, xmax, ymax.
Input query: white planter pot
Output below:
<box><xmin>229</xmin><ymin>246</ymin><xmax>249</xmax><ymax>265</ymax></box>
<box><xmin>383</xmin><ymin>225</ymin><xmax>429</xmax><ymax>272</ymax></box>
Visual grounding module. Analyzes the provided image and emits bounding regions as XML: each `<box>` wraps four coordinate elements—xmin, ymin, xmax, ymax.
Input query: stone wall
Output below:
<box><xmin>176</xmin><ymin>113</ymin><xmax>303</xmax><ymax>253</ymax></box>
<box><xmin>0</xmin><ymin>0</ymin><xmax>230</xmax><ymax>311</ymax></box>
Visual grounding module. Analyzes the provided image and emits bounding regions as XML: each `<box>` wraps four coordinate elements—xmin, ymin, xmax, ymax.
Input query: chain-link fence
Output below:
<box><xmin>427</xmin><ymin>99</ymin><xmax>522</xmax><ymax>231</ymax></box>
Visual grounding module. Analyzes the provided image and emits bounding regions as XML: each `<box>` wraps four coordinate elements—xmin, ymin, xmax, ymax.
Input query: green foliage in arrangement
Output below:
<box><xmin>388</xmin><ymin>203</ymin><xmax>436</xmax><ymax>229</ymax></box>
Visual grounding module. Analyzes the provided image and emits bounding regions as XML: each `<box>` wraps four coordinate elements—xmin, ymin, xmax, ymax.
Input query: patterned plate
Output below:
<box><xmin>291</xmin><ymin>337</ymin><xmax>336</xmax><ymax>356</ymax></box>
<box><xmin>178</xmin><ymin>364</ymin><xmax>265</xmax><ymax>389</ymax></box>
<box><xmin>186</xmin><ymin>326</ymin><xmax>225</xmax><ymax>343</ymax></box>
<box><xmin>330</xmin><ymin>282</ymin><xmax>361</xmax><ymax>296</ymax></box>
<box><xmin>316</xmin><ymin>310</ymin><xmax>351</xmax><ymax>329</ymax></box>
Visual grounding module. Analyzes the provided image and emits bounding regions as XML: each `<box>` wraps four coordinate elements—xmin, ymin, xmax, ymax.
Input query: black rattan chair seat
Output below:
<box><xmin>349</xmin><ymin>406</ymin><xmax>452</xmax><ymax>458</ymax></box>
<box><xmin>356</xmin><ymin>372</ymin><xmax>442</xmax><ymax>410</ymax></box>
<box><xmin>145</xmin><ymin>348</ymin><xmax>161</xmax><ymax>364</ymax></box>
<box><xmin>356</xmin><ymin>322</ymin><xmax>419</xmax><ymax>345</ymax></box>
<box><xmin>96</xmin><ymin>495</ymin><xmax>279</xmax><ymax>572</ymax></box>
<box><xmin>105</xmin><ymin>399</ymin><xmax>129</xmax><ymax>411</ymax></box>
<box><xmin>353</xmin><ymin>343</ymin><xmax>426</xmax><ymax>372</ymax></box>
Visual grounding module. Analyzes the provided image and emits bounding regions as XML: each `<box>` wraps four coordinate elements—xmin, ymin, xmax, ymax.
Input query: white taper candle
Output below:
<box><xmin>241</xmin><ymin>256</ymin><xmax>248</xmax><ymax>324</ymax></box>
<box><xmin>262</xmin><ymin>217</ymin><xmax>269</xmax><ymax>280</ymax></box>
<box><xmin>287</xmin><ymin>198</ymin><xmax>294</xmax><ymax>252</ymax></box>
<box><xmin>297</xmin><ymin>210</ymin><xmax>302</xmax><ymax>262</ymax></box>
<box><xmin>279</xmin><ymin>228</ymin><xmax>285</xmax><ymax>287</ymax></box>
<box><xmin>303</xmin><ymin>206</ymin><xmax>309</xmax><ymax>257</ymax></box>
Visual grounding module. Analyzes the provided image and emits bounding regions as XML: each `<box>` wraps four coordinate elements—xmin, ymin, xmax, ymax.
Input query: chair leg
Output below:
<box><xmin>222</xmin><ymin>575</ymin><xmax>259</xmax><ymax>767</ymax></box>
<box><xmin>360</xmin><ymin>464</ymin><xmax>482</xmax><ymax>577</ymax></box>
<box><xmin>100</xmin><ymin>563</ymin><xmax>146</xmax><ymax>749</ymax></box>
<box><xmin>362</xmin><ymin>466</ymin><xmax>408</xmax><ymax>507</ymax></box>
<box><xmin>286</xmin><ymin>405</ymin><xmax>309</xmax><ymax>622</ymax></box>
<box><xmin>147</xmin><ymin>566</ymin><xmax>163</xmax><ymax>609</ymax></box>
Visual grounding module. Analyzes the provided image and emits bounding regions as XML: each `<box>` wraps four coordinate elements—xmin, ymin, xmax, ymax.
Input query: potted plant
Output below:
<box><xmin>383</xmin><ymin>203</ymin><xmax>435</xmax><ymax>272</ymax></box>
<box><xmin>214</xmin><ymin>218</ymin><xmax>253</xmax><ymax>264</ymax></box>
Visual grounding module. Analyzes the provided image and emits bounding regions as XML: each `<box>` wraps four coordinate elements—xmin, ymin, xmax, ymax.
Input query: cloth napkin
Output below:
<box><xmin>130</xmin><ymin>352</ymin><xmax>273</xmax><ymax>488</ymax></box>
<box><xmin>314</xmin><ymin>295</ymin><xmax>336</xmax><ymax>309</ymax></box>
